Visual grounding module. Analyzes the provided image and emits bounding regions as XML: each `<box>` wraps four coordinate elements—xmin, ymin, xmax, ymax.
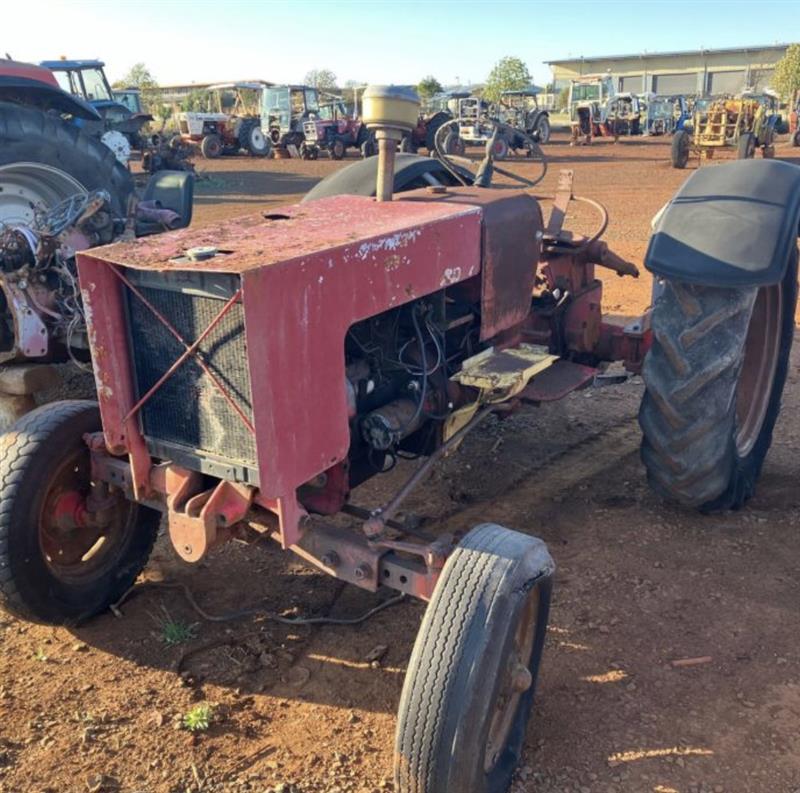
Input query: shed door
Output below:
<box><xmin>619</xmin><ymin>75</ymin><xmax>643</xmax><ymax>92</ymax></box>
<box><xmin>707</xmin><ymin>70</ymin><xmax>747</xmax><ymax>95</ymax></box>
<box><xmin>653</xmin><ymin>73</ymin><xmax>698</xmax><ymax>94</ymax></box>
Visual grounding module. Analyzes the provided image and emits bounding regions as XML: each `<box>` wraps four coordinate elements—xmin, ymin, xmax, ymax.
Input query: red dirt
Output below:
<box><xmin>2</xmin><ymin>133</ymin><xmax>800</xmax><ymax>793</ymax></box>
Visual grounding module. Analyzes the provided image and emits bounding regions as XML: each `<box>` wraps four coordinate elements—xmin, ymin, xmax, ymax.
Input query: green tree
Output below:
<box><xmin>305</xmin><ymin>69</ymin><xmax>338</xmax><ymax>92</ymax></box>
<box><xmin>181</xmin><ymin>89</ymin><xmax>211</xmax><ymax>113</ymax></box>
<box><xmin>417</xmin><ymin>75</ymin><xmax>443</xmax><ymax>100</ymax></box>
<box><xmin>112</xmin><ymin>63</ymin><xmax>157</xmax><ymax>90</ymax></box>
<box><xmin>773</xmin><ymin>43</ymin><xmax>800</xmax><ymax>100</ymax></box>
<box><xmin>483</xmin><ymin>56</ymin><xmax>532</xmax><ymax>103</ymax></box>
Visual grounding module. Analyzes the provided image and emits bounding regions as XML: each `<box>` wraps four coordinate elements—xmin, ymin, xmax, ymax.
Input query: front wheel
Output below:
<box><xmin>792</xmin><ymin>129</ymin><xmax>800</xmax><ymax>147</ymax></box>
<box><xmin>671</xmin><ymin>129</ymin><xmax>690</xmax><ymax>169</ymax></box>
<box><xmin>200</xmin><ymin>133</ymin><xmax>222</xmax><ymax>159</ymax></box>
<box><xmin>737</xmin><ymin>131</ymin><xmax>756</xmax><ymax>160</ymax></box>
<box><xmin>395</xmin><ymin>524</ymin><xmax>554</xmax><ymax>793</ymax></box>
<box><xmin>534</xmin><ymin>115</ymin><xmax>551</xmax><ymax>144</ymax></box>
<box><xmin>245</xmin><ymin>125</ymin><xmax>270</xmax><ymax>157</ymax></box>
<box><xmin>0</xmin><ymin>401</ymin><xmax>160</xmax><ymax>624</ymax></box>
<box><xmin>330</xmin><ymin>138</ymin><xmax>346</xmax><ymax>160</ymax></box>
<box><xmin>639</xmin><ymin>251</ymin><xmax>798</xmax><ymax>510</ymax></box>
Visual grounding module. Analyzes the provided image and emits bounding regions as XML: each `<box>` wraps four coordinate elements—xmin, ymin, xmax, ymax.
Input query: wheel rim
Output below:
<box><xmin>484</xmin><ymin>586</ymin><xmax>539</xmax><ymax>773</ymax></box>
<box><xmin>38</xmin><ymin>448</ymin><xmax>132</xmax><ymax>584</ymax></box>
<box><xmin>735</xmin><ymin>283</ymin><xmax>782</xmax><ymax>457</ymax></box>
<box><xmin>251</xmin><ymin>128</ymin><xmax>267</xmax><ymax>150</ymax></box>
<box><xmin>0</xmin><ymin>163</ymin><xmax>86</xmax><ymax>227</ymax></box>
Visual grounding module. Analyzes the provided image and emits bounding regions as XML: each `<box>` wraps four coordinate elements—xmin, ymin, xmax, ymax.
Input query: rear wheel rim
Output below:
<box><xmin>484</xmin><ymin>586</ymin><xmax>539</xmax><ymax>773</ymax></box>
<box><xmin>0</xmin><ymin>163</ymin><xmax>85</xmax><ymax>226</ymax></box>
<box><xmin>735</xmin><ymin>283</ymin><xmax>782</xmax><ymax>457</ymax></box>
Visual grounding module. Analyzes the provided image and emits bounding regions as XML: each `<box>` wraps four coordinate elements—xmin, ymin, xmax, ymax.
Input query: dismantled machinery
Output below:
<box><xmin>2</xmin><ymin>80</ymin><xmax>800</xmax><ymax>792</ymax></box>
<box><xmin>671</xmin><ymin>93</ymin><xmax>778</xmax><ymax>168</ymax></box>
<box><xmin>643</xmin><ymin>94</ymin><xmax>690</xmax><ymax>136</ymax></box>
<box><xmin>177</xmin><ymin>82</ymin><xmax>271</xmax><ymax>158</ymax></box>
<box><xmin>0</xmin><ymin>58</ymin><xmax>194</xmax><ymax>428</ymax></box>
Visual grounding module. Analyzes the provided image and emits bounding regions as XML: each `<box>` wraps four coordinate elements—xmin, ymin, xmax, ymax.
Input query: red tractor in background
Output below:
<box><xmin>2</xmin><ymin>82</ymin><xmax>799</xmax><ymax>793</ymax></box>
<box><xmin>300</xmin><ymin>93</ymin><xmax>371</xmax><ymax>159</ymax></box>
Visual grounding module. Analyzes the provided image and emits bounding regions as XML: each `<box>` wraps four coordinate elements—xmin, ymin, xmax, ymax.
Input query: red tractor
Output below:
<box><xmin>1</xmin><ymin>86</ymin><xmax>798</xmax><ymax>793</ymax></box>
<box><xmin>300</xmin><ymin>94</ymin><xmax>370</xmax><ymax>159</ymax></box>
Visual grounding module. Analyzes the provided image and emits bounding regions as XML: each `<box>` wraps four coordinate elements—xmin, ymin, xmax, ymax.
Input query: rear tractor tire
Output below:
<box><xmin>534</xmin><ymin>115</ymin><xmax>551</xmax><ymax>144</ymax></box>
<box><xmin>639</xmin><ymin>251</ymin><xmax>798</xmax><ymax>510</ymax></box>
<box><xmin>671</xmin><ymin>129</ymin><xmax>690</xmax><ymax>169</ymax></box>
<box><xmin>395</xmin><ymin>523</ymin><xmax>554</xmax><ymax>793</ymax></box>
<box><xmin>330</xmin><ymin>138</ymin><xmax>346</xmax><ymax>160</ymax></box>
<box><xmin>0</xmin><ymin>401</ymin><xmax>160</xmax><ymax>624</ymax></box>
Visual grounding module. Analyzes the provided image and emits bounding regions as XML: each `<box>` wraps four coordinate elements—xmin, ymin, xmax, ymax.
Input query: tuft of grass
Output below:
<box><xmin>33</xmin><ymin>647</ymin><xmax>48</xmax><ymax>662</ymax></box>
<box><xmin>160</xmin><ymin>619</ymin><xmax>198</xmax><ymax>646</ymax></box>
<box><xmin>183</xmin><ymin>703</ymin><xmax>214</xmax><ymax>732</ymax></box>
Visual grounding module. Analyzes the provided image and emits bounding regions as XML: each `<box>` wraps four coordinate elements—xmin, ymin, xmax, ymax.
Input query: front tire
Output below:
<box><xmin>0</xmin><ymin>401</ymin><xmax>160</xmax><ymax>624</ymax></box>
<box><xmin>639</xmin><ymin>251</ymin><xmax>798</xmax><ymax>510</ymax></box>
<box><xmin>737</xmin><ymin>131</ymin><xmax>756</xmax><ymax>160</ymax></box>
<box><xmin>671</xmin><ymin>129</ymin><xmax>690</xmax><ymax>169</ymax></box>
<box><xmin>200</xmin><ymin>133</ymin><xmax>222</xmax><ymax>159</ymax></box>
<box><xmin>534</xmin><ymin>115</ymin><xmax>551</xmax><ymax>144</ymax></box>
<box><xmin>244</xmin><ymin>124</ymin><xmax>270</xmax><ymax>157</ymax></box>
<box><xmin>395</xmin><ymin>524</ymin><xmax>554</xmax><ymax>793</ymax></box>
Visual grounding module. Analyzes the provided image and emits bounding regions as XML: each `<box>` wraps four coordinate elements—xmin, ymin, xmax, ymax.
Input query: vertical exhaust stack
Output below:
<box><xmin>362</xmin><ymin>85</ymin><xmax>420</xmax><ymax>202</ymax></box>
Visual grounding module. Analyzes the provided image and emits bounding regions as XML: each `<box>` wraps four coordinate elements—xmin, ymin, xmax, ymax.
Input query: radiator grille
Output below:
<box><xmin>125</xmin><ymin>273</ymin><xmax>257</xmax><ymax>479</ymax></box>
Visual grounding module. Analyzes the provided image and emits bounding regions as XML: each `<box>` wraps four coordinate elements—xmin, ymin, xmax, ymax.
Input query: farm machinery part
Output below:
<box><xmin>671</xmin><ymin>94</ymin><xmax>778</xmax><ymax>168</ymax></box>
<box><xmin>643</xmin><ymin>94</ymin><xmax>690</xmax><ymax>136</ymax></box>
<box><xmin>0</xmin><ymin>86</ymin><xmax>649</xmax><ymax>793</ymax></box>
<box><xmin>177</xmin><ymin>82</ymin><xmax>271</xmax><ymax>159</ymax></box>
<box><xmin>604</xmin><ymin>93</ymin><xmax>644</xmax><ymax>139</ymax></box>
<box><xmin>790</xmin><ymin>89</ymin><xmax>800</xmax><ymax>146</ymax></box>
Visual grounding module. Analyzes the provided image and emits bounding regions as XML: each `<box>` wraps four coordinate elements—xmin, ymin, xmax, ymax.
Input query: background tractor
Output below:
<box><xmin>177</xmin><ymin>81</ymin><xmax>271</xmax><ymax>159</ymax></box>
<box><xmin>263</xmin><ymin>84</ymin><xmax>322</xmax><ymax>152</ymax></box>
<box><xmin>0</xmin><ymin>57</ymin><xmax>194</xmax><ymax>429</ymax></box>
<box><xmin>568</xmin><ymin>74</ymin><xmax>615</xmax><ymax>144</ymax></box>
<box><xmin>40</xmin><ymin>59</ymin><xmax>154</xmax><ymax>163</ymax></box>
<box><xmin>498</xmin><ymin>85</ymin><xmax>551</xmax><ymax>144</ymax></box>
<box><xmin>643</xmin><ymin>93</ymin><xmax>690</xmax><ymax>135</ymax></box>
<box><xmin>300</xmin><ymin>93</ymin><xmax>370</xmax><ymax>159</ymax></box>
<box><xmin>671</xmin><ymin>93</ymin><xmax>778</xmax><ymax>168</ymax></box>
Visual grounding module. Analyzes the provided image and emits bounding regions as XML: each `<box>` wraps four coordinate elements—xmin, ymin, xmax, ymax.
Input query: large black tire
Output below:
<box><xmin>792</xmin><ymin>129</ymin><xmax>800</xmax><ymax>147</ymax></box>
<box><xmin>395</xmin><ymin>524</ymin><xmax>554</xmax><ymax>793</ymax></box>
<box><xmin>671</xmin><ymin>129</ymin><xmax>690</xmax><ymax>169</ymax></box>
<box><xmin>424</xmin><ymin>111</ymin><xmax>451</xmax><ymax>152</ymax></box>
<box><xmin>533</xmin><ymin>114</ymin><xmax>551</xmax><ymax>144</ymax></box>
<box><xmin>0</xmin><ymin>101</ymin><xmax>133</xmax><ymax>217</ymax></box>
<box><xmin>0</xmin><ymin>401</ymin><xmax>160</xmax><ymax>624</ymax></box>
<box><xmin>240</xmin><ymin>122</ymin><xmax>270</xmax><ymax>157</ymax></box>
<box><xmin>639</xmin><ymin>251</ymin><xmax>798</xmax><ymax>510</ymax></box>
<box><xmin>737</xmin><ymin>131</ymin><xmax>756</xmax><ymax>160</ymax></box>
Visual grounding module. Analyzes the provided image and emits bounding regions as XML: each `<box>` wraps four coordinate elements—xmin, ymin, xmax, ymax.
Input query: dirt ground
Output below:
<box><xmin>2</xmin><ymin>133</ymin><xmax>800</xmax><ymax>793</ymax></box>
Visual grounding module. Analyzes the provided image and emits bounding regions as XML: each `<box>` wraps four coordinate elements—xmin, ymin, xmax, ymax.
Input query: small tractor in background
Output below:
<box><xmin>568</xmin><ymin>74</ymin><xmax>614</xmax><ymax>144</ymax></box>
<box><xmin>0</xmin><ymin>57</ymin><xmax>194</xmax><ymax>428</ymax></box>
<box><xmin>604</xmin><ymin>92</ymin><xmax>644</xmax><ymax>138</ymax></box>
<box><xmin>643</xmin><ymin>94</ymin><xmax>690</xmax><ymax>135</ymax></box>
<box><xmin>40</xmin><ymin>58</ymin><xmax>154</xmax><ymax>163</ymax></box>
<box><xmin>263</xmin><ymin>84</ymin><xmax>322</xmax><ymax>152</ymax></box>
<box><xmin>498</xmin><ymin>86</ymin><xmax>551</xmax><ymax>144</ymax></box>
<box><xmin>300</xmin><ymin>93</ymin><xmax>371</xmax><ymax>159</ymax></box>
<box><xmin>177</xmin><ymin>82</ymin><xmax>271</xmax><ymax>159</ymax></box>
<box><xmin>671</xmin><ymin>93</ymin><xmax>778</xmax><ymax>168</ymax></box>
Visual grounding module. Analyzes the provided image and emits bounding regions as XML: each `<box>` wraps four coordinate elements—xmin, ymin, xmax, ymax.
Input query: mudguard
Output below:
<box><xmin>646</xmin><ymin>160</ymin><xmax>800</xmax><ymax>287</ymax></box>
<box><xmin>0</xmin><ymin>75</ymin><xmax>100</xmax><ymax>120</ymax></box>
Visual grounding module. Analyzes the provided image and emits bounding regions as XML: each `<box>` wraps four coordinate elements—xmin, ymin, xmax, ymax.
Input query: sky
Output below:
<box><xmin>6</xmin><ymin>0</ymin><xmax>800</xmax><ymax>87</ymax></box>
